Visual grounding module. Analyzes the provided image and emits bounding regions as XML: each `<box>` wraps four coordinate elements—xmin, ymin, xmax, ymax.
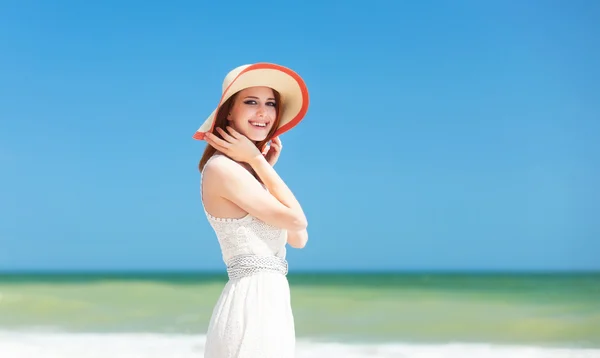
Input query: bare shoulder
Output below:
<box><xmin>202</xmin><ymin>155</ymin><xmax>260</xmax><ymax>192</ymax></box>
<box><xmin>203</xmin><ymin>154</ymin><xmax>239</xmax><ymax>178</ymax></box>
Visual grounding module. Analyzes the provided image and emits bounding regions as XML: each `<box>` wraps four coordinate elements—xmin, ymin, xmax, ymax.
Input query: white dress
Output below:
<box><xmin>201</xmin><ymin>154</ymin><xmax>296</xmax><ymax>358</ymax></box>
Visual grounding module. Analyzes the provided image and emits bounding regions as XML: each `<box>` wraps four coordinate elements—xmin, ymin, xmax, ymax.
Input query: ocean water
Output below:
<box><xmin>0</xmin><ymin>272</ymin><xmax>599</xmax><ymax>357</ymax></box>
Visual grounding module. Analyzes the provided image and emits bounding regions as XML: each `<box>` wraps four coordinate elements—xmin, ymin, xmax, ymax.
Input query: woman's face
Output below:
<box><xmin>227</xmin><ymin>86</ymin><xmax>277</xmax><ymax>142</ymax></box>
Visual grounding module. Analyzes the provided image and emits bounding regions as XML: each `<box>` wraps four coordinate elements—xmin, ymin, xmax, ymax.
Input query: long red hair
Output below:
<box><xmin>198</xmin><ymin>90</ymin><xmax>282</xmax><ymax>172</ymax></box>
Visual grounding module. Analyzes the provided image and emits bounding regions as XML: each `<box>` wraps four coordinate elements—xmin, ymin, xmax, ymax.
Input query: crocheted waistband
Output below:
<box><xmin>226</xmin><ymin>255</ymin><xmax>288</xmax><ymax>280</ymax></box>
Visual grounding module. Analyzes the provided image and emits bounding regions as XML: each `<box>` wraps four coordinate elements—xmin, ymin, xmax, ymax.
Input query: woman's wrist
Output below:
<box><xmin>248</xmin><ymin>154</ymin><xmax>268</xmax><ymax>168</ymax></box>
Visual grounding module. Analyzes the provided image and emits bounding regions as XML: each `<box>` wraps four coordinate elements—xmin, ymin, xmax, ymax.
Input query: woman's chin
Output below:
<box><xmin>233</xmin><ymin>125</ymin><xmax>271</xmax><ymax>142</ymax></box>
<box><xmin>244</xmin><ymin>130</ymin><xmax>269</xmax><ymax>142</ymax></box>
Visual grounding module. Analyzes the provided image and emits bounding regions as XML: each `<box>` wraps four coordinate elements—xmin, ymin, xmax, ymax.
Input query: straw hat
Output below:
<box><xmin>192</xmin><ymin>62</ymin><xmax>309</xmax><ymax>140</ymax></box>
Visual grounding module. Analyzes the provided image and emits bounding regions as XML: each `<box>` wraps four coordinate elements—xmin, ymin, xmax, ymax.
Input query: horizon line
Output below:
<box><xmin>1</xmin><ymin>268</ymin><xmax>599</xmax><ymax>275</ymax></box>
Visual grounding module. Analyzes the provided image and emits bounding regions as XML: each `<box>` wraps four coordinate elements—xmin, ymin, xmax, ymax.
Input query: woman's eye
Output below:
<box><xmin>243</xmin><ymin>100</ymin><xmax>276</xmax><ymax>107</ymax></box>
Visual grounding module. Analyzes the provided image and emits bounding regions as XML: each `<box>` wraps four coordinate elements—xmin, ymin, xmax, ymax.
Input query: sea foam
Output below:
<box><xmin>0</xmin><ymin>331</ymin><xmax>598</xmax><ymax>358</ymax></box>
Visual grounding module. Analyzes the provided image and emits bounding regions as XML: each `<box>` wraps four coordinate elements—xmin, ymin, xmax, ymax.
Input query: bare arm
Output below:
<box><xmin>287</xmin><ymin>229</ymin><xmax>308</xmax><ymax>248</ymax></box>
<box><xmin>248</xmin><ymin>155</ymin><xmax>307</xmax><ymax>226</ymax></box>
<box><xmin>248</xmin><ymin>156</ymin><xmax>309</xmax><ymax>248</ymax></box>
<box><xmin>204</xmin><ymin>156</ymin><xmax>308</xmax><ymax>231</ymax></box>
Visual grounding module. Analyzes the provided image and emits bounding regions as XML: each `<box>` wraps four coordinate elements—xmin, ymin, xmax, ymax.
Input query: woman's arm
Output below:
<box><xmin>203</xmin><ymin>155</ymin><xmax>308</xmax><ymax>231</ymax></box>
<box><xmin>203</xmin><ymin>128</ymin><xmax>308</xmax><ymax>232</ymax></box>
<box><xmin>248</xmin><ymin>154</ymin><xmax>307</xmax><ymax>227</ymax></box>
<box><xmin>287</xmin><ymin>229</ymin><xmax>308</xmax><ymax>248</ymax></box>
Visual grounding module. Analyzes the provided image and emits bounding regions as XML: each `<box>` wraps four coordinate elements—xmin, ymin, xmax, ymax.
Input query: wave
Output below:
<box><xmin>0</xmin><ymin>330</ymin><xmax>599</xmax><ymax>358</ymax></box>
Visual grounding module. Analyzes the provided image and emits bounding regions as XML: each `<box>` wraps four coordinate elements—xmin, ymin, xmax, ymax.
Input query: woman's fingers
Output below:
<box><xmin>206</xmin><ymin>132</ymin><xmax>231</xmax><ymax>148</ymax></box>
<box><xmin>262</xmin><ymin>143</ymin><xmax>270</xmax><ymax>155</ymax></box>
<box><xmin>204</xmin><ymin>137</ymin><xmax>222</xmax><ymax>151</ymax></box>
<box><xmin>216</xmin><ymin>127</ymin><xmax>236</xmax><ymax>143</ymax></box>
<box><xmin>226</xmin><ymin>126</ymin><xmax>242</xmax><ymax>139</ymax></box>
<box><xmin>271</xmin><ymin>137</ymin><xmax>282</xmax><ymax>152</ymax></box>
<box><xmin>205</xmin><ymin>132</ymin><xmax>230</xmax><ymax>151</ymax></box>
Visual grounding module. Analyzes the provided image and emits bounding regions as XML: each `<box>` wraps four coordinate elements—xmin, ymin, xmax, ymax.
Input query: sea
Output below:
<box><xmin>0</xmin><ymin>271</ymin><xmax>599</xmax><ymax>358</ymax></box>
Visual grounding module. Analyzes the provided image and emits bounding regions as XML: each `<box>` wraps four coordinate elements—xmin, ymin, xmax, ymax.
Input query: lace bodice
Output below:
<box><xmin>201</xmin><ymin>155</ymin><xmax>287</xmax><ymax>263</ymax></box>
<box><xmin>205</xmin><ymin>212</ymin><xmax>287</xmax><ymax>262</ymax></box>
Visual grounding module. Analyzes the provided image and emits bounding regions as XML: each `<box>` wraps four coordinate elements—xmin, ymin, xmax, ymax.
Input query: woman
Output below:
<box><xmin>192</xmin><ymin>63</ymin><xmax>310</xmax><ymax>358</ymax></box>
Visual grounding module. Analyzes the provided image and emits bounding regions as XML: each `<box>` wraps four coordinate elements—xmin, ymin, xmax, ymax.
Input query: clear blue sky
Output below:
<box><xmin>1</xmin><ymin>1</ymin><xmax>598</xmax><ymax>272</ymax></box>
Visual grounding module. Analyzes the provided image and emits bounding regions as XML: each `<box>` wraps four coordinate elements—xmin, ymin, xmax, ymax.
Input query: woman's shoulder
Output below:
<box><xmin>202</xmin><ymin>154</ymin><xmax>248</xmax><ymax>182</ymax></box>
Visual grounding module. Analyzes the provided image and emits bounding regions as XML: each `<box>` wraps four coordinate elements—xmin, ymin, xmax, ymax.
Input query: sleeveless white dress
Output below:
<box><xmin>201</xmin><ymin>154</ymin><xmax>296</xmax><ymax>358</ymax></box>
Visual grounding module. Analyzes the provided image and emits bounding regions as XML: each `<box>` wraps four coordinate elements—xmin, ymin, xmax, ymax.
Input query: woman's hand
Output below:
<box><xmin>263</xmin><ymin>137</ymin><xmax>282</xmax><ymax>167</ymax></box>
<box><xmin>205</xmin><ymin>126</ymin><xmax>262</xmax><ymax>164</ymax></box>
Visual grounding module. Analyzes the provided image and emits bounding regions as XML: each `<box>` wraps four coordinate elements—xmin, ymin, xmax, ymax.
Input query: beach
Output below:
<box><xmin>1</xmin><ymin>272</ymin><xmax>599</xmax><ymax>357</ymax></box>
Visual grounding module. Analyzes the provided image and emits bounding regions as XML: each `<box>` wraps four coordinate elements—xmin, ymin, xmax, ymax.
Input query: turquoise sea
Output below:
<box><xmin>1</xmin><ymin>272</ymin><xmax>599</xmax><ymax>357</ymax></box>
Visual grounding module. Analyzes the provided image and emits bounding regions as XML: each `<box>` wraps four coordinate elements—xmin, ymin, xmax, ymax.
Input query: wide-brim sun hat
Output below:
<box><xmin>192</xmin><ymin>62</ymin><xmax>309</xmax><ymax>141</ymax></box>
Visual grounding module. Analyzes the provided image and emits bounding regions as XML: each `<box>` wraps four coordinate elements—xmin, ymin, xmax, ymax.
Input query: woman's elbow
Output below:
<box><xmin>288</xmin><ymin>230</ymin><xmax>309</xmax><ymax>249</ymax></box>
<box><xmin>289</xmin><ymin>240</ymin><xmax>307</xmax><ymax>249</ymax></box>
<box><xmin>289</xmin><ymin>216</ymin><xmax>307</xmax><ymax>231</ymax></box>
<box><xmin>280</xmin><ymin>211</ymin><xmax>307</xmax><ymax>231</ymax></box>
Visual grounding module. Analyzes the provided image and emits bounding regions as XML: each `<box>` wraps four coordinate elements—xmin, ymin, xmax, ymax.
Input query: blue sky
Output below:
<box><xmin>1</xmin><ymin>1</ymin><xmax>598</xmax><ymax>272</ymax></box>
